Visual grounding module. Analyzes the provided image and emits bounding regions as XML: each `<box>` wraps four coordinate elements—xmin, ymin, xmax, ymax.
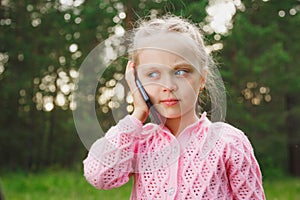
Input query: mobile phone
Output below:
<box><xmin>134</xmin><ymin>68</ymin><xmax>162</xmax><ymax>124</ymax></box>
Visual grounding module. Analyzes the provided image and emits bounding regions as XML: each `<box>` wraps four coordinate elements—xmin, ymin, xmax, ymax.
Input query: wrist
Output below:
<box><xmin>131</xmin><ymin>108</ymin><xmax>148</xmax><ymax>123</ymax></box>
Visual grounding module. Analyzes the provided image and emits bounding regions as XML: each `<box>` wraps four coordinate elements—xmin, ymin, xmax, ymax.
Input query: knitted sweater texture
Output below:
<box><xmin>83</xmin><ymin>113</ymin><xmax>265</xmax><ymax>199</ymax></box>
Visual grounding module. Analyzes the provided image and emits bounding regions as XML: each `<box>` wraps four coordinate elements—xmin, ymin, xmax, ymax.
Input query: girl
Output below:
<box><xmin>83</xmin><ymin>15</ymin><xmax>265</xmax><ymax>199</ymax></box>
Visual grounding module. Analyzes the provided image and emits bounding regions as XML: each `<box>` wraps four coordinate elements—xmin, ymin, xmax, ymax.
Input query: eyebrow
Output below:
<box><xmin>137</xmin><ymin>62</ymin><xmax>193</xmax><ymax>71</ymax></box>
<box><xmin>137</xmin><ymin>63</ymin><xmax>163</xmax><ymax>70</ymax></box>
<box><xmin>173</xmin><ymin>61</ymin><xmax>192</xmax><ymax>67</ymax></box>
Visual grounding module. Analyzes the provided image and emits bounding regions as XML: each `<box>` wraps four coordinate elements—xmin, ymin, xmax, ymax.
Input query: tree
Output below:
<box><xmin>1</xmin><ymin>0</ymin><xmax>299</xmax><ymax>177</ymax></box>
<box><xmin>0</xmin><ymin>0</ymin><xmax>211</xmax><ymax>170</ymax></box>
<box><xmin>221</xmin><ymin>0</ymin><xmax>300</xmax><ymax>176</ymax></box>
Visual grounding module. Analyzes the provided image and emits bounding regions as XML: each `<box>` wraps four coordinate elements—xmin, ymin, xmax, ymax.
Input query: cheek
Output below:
<box><xmin>189</xmin><ymin>79</ymin><xmax>202</xmax><ymax>93</ymax></box>
<box><xmin>181</xmin><ymin>78</ymin><xmax>200</xmax><ymax>92</ymax></box>
<box><xmin>178</xmin><ymin>81</ymin><xmax>200</xmax><ymax>102</ymax></box>
<box><xmin>144</xmin><ymin>85</ymin><xmax>160</xmax><ymax>98</ymax></box>
<box><xmin>181</xmin><ymin>88</ymin><xmax>198</xmax><ymax>101</ymax></box>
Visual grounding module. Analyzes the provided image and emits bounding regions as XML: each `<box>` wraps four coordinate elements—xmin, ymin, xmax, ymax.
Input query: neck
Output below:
<box><xmin>164</xmin><ymin>112</ymin><xmax>199</xmax><ymax>137</ymax></box>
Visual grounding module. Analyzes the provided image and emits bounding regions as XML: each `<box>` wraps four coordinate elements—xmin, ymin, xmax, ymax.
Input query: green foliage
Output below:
<box><xmin>0</xmin><ymin>0</ymin><xmax>212</xmax><ymax>170</ymax></box>
<box><xmin>0</xmin><ymin>0</ymin><xmax>299</xmax><ymax>176</ymax></box>
<box><xmin>221</xmin><ymin>0</ymin><xmax>300</xmax><ymax>175</ymax></box>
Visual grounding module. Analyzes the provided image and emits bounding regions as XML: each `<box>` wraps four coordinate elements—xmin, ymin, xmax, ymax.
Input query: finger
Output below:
<box><xmin>125</xmin><ymin>60</ymin><xmax>134</xmax><ymax>76</ymax></box>
<box><xmin>125</xmin><ymin>60</ymin><xmax>136</xmax><ymax>90</ymax></box>
<box><xmin>125</xmin><ymin>61</ymin><xmax>148</xmax><ymax>105</ymax></box>
<box><xmin>125</xmin><ymin>61</ymin><xmax>150</xmax><ymax>123</ymax></box>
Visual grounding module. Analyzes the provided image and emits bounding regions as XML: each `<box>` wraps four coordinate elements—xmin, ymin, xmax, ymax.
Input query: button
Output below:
<box><xmin>168</xmin><ymin>187</ymin><xmax>175</xmax><ymax>196</ymax></box>
<box><xmin>172</xmin><ymin>146</ymin><xmax>178</xmax><ymax>154</ymax></box>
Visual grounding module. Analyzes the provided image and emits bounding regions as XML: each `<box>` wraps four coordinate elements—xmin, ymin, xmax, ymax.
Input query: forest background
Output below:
<box><xmin>0</xmin><ymin>0</ymin><xmax>300</xmax><ymax>193</ymax></box>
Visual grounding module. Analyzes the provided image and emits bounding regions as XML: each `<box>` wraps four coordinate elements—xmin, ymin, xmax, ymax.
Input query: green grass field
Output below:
<box><xmin>1</xmin><ymin>169</ymin><xmax>299</xmax><ymax>200</ymax></box>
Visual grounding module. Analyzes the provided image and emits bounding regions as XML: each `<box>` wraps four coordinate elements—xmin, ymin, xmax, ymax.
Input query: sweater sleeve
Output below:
<box><xmin>83</xmin><ymin>115</ymin><xmax>143</xmax><ymax>190</ymax></box>
<box><xmin>224</xmin><ymin>126</ymin><xmax>266</xmax><ymax>200</ymax></box>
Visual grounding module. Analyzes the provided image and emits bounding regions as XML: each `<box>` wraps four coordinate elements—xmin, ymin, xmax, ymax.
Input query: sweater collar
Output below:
<box><xmin>142</xmin><ymin>112</ymin><xmax>211</xmax><ymax>137</ymax></box>
<box><xmin>159</xmin><ymin>112</ymin><xmax>210</xmax><ymax>137</ymax></box>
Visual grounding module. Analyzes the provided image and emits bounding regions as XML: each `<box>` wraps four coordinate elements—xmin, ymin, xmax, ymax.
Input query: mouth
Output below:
<box><xmin>160</xmin><ymin>99</ymin><xmax>180</xmax><ymax>106</ymax></box>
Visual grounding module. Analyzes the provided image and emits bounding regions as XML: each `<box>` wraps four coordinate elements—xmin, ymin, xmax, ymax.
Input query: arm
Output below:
<box><xmin>83</xmin><ymin>115</ymin><xmax>142</xmax><ymax>190</ymax></box>
<box><xmin>225</xmin><ymin>129</ymin><xmax>266</xmax><ymax>200</ymax></box>
<box><xmin>83</xmin><ymin>61</ymin><xmax>149</xmax><ymax>190</ymax></box>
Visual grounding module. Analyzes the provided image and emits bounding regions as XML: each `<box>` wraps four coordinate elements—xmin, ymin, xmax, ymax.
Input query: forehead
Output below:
<box><xmin>137</xmin><ymin>49</ymin><xmax>186</xmax><ymax>66</ymax></box>
<box><xmin>133</xmin><ymin>32</ymin><xmax>202</xmax><ymax>69</ymax></box>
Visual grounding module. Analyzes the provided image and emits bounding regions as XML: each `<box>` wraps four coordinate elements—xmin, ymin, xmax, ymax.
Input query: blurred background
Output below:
<box><xmin>0</xmin><ymin>0</ymin><xmax>299</xmax><ymax>199</ymax></box>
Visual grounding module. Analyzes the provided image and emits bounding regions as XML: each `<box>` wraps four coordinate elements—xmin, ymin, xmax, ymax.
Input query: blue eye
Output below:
<box><xmin>148</xmin><ymin>71</ymin><xmax>159</xmax><ymax>78</ymax></box>
<box><xmin>175</xmin><ymin>69</ymin><xmax>189</xmax><ymax>76</ymax></box>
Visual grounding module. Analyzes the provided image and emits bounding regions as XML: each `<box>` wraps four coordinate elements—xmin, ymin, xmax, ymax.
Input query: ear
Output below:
<box><xmin>199</xmin><ymin>69</ymin><xmax>208</xmax><ymax>91</ymax></box>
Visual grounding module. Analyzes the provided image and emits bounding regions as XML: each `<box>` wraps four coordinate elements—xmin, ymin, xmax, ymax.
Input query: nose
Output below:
<box><xmin>161</xmin><ymin>76</ymin><xmax>178</xmax><ymax>92</ymax></box>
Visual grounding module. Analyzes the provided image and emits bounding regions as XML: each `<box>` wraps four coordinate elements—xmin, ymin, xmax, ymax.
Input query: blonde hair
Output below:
<box><xmin>129</xmin><ymin>15</ymin><xmax>226</xmax><ymax>121</ymax></box>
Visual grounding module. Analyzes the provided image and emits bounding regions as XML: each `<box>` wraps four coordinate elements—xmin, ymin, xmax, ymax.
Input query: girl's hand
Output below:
<box><xmin>125</xmin><ymin>61</ymin><xmax>149</xmax><ymax>123</ymax></box>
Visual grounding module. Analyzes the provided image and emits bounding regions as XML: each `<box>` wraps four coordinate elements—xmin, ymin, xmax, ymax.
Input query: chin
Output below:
<box><xmin>160</xmin><ymin>112</ymin><xmax>182</xmax><ymax>119</ymax></box>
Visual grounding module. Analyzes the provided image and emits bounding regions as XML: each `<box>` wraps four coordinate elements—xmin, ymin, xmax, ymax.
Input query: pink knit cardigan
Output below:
<box><xmin>83</xmin><ymin>113</ymin><xmax>265</xmax><ymax>199</ymax></box>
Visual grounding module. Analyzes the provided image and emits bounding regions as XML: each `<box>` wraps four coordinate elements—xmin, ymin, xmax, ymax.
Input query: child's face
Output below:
<box><xmin>136</xmin><ymin>49</ymin><xmax>204</xmax><ymax>119</ymax></box>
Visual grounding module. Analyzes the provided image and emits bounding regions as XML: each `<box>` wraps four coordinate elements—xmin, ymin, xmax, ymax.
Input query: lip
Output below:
<box><xmin>160</xmin><ymin>99</ymin><xmax>180</xmax><ymax>106</ymax></box>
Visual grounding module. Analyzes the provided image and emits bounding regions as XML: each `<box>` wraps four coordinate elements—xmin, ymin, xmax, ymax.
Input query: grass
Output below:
<box><xmin>0</xmin><ymin>169</ymin><xmax>131</xmax><ymax>200</ymax></box>
<box><xmin>0</xmin><ymin>169</ymin><xmax>299</xmax><ymax>200</ymax></box>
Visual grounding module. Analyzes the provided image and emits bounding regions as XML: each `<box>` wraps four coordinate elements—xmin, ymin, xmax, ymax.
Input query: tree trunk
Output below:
<box><xmin>285</xmin><ymin>94</ymin><xmax>300</xmax><ymax>176</ymax></box>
